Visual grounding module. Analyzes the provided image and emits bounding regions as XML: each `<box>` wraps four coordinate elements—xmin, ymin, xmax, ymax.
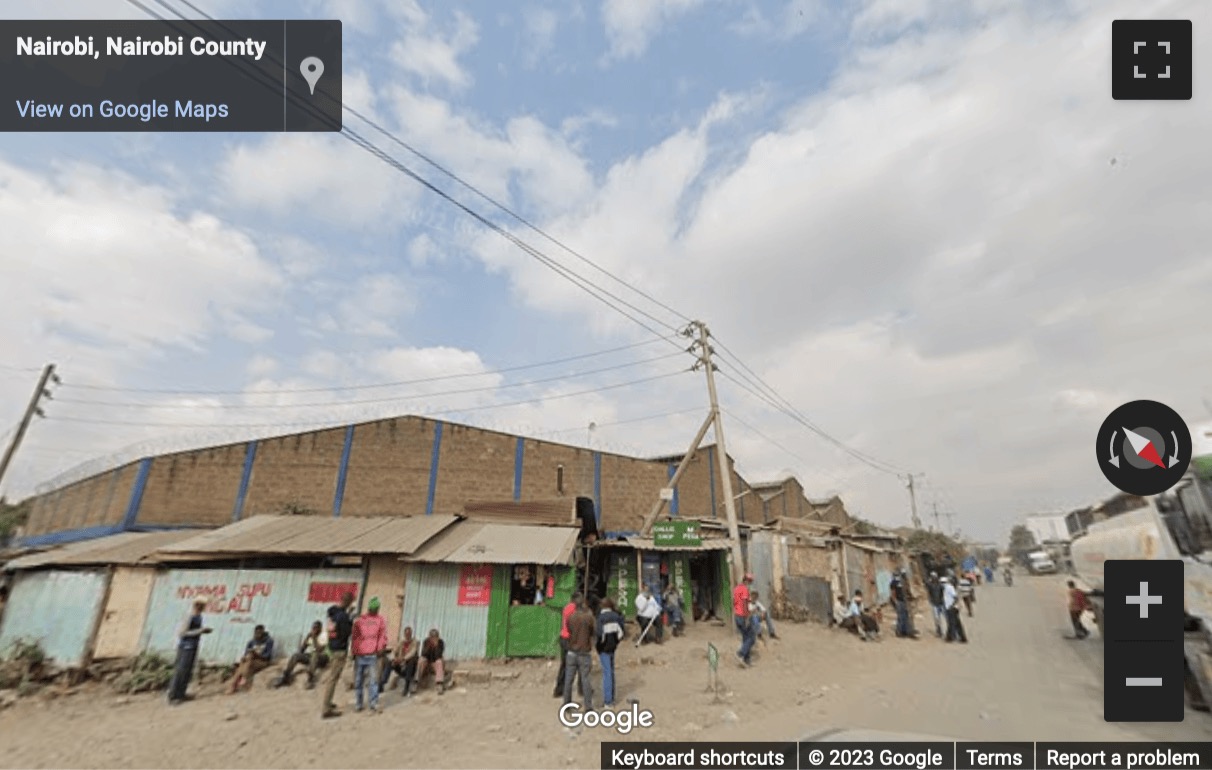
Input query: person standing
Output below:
<box><xmin>925</xmin><ymin>572</ymin><xmax>945</xmax><ymax>638</ymax></box>
<box><xmin>563</xmin><ymin>595</ymin><xmax>596</xmax><ymax>710</ymax></box>
<box><xmin>167</xmin><ymin>598</ymin><xmax>212</xmax><ymax>705</ymax></box>
<box><xmin>1067</xmin><ymin>581</ymin><xmax>1091</xmax><ymax>639</ymax></box>
<box><xmin>662</xmin><ymin>583</ymin><xmax>685</xmax><ymax>637</ymax></box>
<box><xmin>942</xmin><ymin>577</ymin><xmax>967</xmax><ymax>643</ymax></box>
<box><xmin>321</xmin><ymin>592</ymin><xmax>355</xmax><ymax>719</ymax></box>
<box><xmin>958</xmin><ymin>573</ymin><xmax>975</xmax><ymax>617</ymax></box>
<box><xmin>552</xmin><ymin>591</ymin><xmax>582</xmax><ymax>698</ymax></box>
<box><xmin>733</xmin><ymin>572</ymin><xmax>756</xmax><ymax>667</ymax></box>
<box><xmin>351</xmin><ymin>596</ymin><xmax>389</xmax><ymax>713</ymax></box>
<box><xmin>596</xmin><ymin>598</ymin><xmax>624</xmax><ymax>707</ymax></box>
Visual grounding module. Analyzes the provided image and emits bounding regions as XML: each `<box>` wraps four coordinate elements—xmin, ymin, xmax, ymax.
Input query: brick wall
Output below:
<box><xmin>242</xmin><ymin>428</ymin><xmax>347</xmax><ymax>517</ymax></box>
<box><xmin>138</xmin><ymin>444</ymin><xmax>247</xmax><ymax>527</ymax></box>
<box><xmin>21</xmin><ymin>463</ymin><xmax>138</xmax><ymax>536</ymax></box>
<box><xmin>19</xmin><ymin>415</ymin><xmax>749</xmax><ymax>539</ymax></box>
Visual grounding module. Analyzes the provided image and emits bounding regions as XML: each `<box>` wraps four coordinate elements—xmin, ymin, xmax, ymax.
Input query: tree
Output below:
<box><xmin>0</xmin><ymin>497</ymin><xmax>31</xmax><ymax>545</ymax></box>
<box><xmin>1008</xmin><ymin>524</ymin><xmax>1036</xmax><ymax>559</ymax></box>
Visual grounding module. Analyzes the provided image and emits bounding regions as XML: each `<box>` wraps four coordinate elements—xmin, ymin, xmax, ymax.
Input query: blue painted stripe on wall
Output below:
<box><xmin>121</xmin><ymin>458</ymin><xmax>152</xmax><ymax>529</ymax></box>
<box><xmin>333</xmin><ymin>425</ymin><xmax>356</xmax><ymax>518</ymax></box>
<box><xmin>593</xmin><ymin>452</ymin><xmax>602</xmax><ymax>525</ymax></box>
<box><xmin>19</xmin><ymin>524</ymin><xmax>122</xmax><ymax>548</ymax></box>
<box><xmin>426</xmin><ymin>422</ymin><xmax>444</xmax><ymax>516</ymax></box>
<box><xmin>667</xmin><ymin>464</ymin><xmax>679</xmax><ymax>516</ymax></box>
<box><xmin>707</xmin><ymin>446</ymin><xmax>717</xmax><ymax>518</ymax></box>
<box><xmin>513</xmin><ymin>437</ymin><xmax>524</xmax><ymax>501</ymax></box>
<box><xmin>232</xmin><ymin>440</ymin><xmax>258</xmax><ymax>522</ymax></box>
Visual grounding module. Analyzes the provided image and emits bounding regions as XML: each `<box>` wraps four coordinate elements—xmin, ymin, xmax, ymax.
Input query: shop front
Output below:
<box><xmin>598</xmin><ymin>528</ymin><xmax>732</xmax><ymax>623</ymax></box>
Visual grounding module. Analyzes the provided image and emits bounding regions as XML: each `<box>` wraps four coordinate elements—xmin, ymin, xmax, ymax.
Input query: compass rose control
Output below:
<box><xmin>1096</xmin><ymin>400</ymin><xmax>1191</xmax><ymax>496</ymax></box>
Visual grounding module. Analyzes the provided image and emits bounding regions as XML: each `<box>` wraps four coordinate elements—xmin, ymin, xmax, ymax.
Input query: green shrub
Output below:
<box><xmin>114</xmin><ymin>652</ymin><xmax>174</xmax><ymax>694</ymax></box>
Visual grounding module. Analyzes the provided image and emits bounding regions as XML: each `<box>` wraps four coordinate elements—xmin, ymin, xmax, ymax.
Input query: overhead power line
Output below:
<box><xmin>130</xmin><ymin>0</ymin><xmax>689</xmax><ymax>352</ymax></box>
<box><xmin>62</xmin><ymin>336</ymin><xmax>675</xmax><ymax>395</ymax></box>
<box><xmin>172</xmin><ymin>0</ymin><xmax>692</xmax><ymax>329</ymax></box>
<box><xmin>724</xmin><ymin>409</ymin><xmax>848</xmax><ymax>487</ymax></box>
<box><xmin>47</xmin><ymin>369</ymin><xmax>689</xmax><ymax>429</ymax></box>
<box><xmin>56</xmin><ymin>351</ymin><xmax>683</xmax><ymax>410</ymax></box>
<box><xmin>542</xmin><ymin>407</ymin><xmax>703</xmax><ymax>437</ymax></box>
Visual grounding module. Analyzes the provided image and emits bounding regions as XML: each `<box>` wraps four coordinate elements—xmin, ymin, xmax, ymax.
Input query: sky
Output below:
<box><xmin>2</xmin><ymin>0</ymin><xmax>1211</xmax><ymax>544</ymax></box>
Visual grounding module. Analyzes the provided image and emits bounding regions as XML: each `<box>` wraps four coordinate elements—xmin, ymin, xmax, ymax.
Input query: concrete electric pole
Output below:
<box><xmin>0</xmin><ymin>363</ymin><xmax>59</xmax><ymax>496</ymax></box>
<box><xmin>639</xmin><ymin>321</ymin><xmax>746</xmax><ymax>585</ymax></box>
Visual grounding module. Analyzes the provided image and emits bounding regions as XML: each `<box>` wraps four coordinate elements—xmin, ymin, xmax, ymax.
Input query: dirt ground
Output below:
<box><xmin>0</xmin><ymin>575</ymin><xmax>1207</xmax><ymax>769</ymax></box>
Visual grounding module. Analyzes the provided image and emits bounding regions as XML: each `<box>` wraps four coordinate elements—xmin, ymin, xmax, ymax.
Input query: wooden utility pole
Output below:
<box><xmin>905</xmin><ymin>473</ymin><xmax>922</xmax><ymax>530</ymax></box>
<box><xmin>932</xmin><ymin>502</ymin><xmax>941</xmax><ymax>532</ymax></box>
<box><xmin>0</xmin><ymin>363</ymin><xmax>57</xmax><ymax>495</ymax></box>
<box><xmin>638</xmin><ymin>321</ymin><xmax>745</xmax><ymax>585</ymax></box>
<box><xmin>696</xmin><ymin>322</ymin><xmax>745</xmax><ymax>585</ymax></box>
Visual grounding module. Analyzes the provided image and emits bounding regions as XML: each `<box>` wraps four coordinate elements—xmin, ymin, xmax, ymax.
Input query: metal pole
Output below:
<box><xmin>696</xmin><ymin>322</ymin><xmax>745</xmax><ymax>586</ymax></box>
<box><xmin>906</xmin><ymin>474</ymin><xmax>922</xmax><ymax>530</ymax></box>
<box><xmin>0</xmin><ymin>363</ymin><xmax>55</xmax><ymax>495</ymax></box>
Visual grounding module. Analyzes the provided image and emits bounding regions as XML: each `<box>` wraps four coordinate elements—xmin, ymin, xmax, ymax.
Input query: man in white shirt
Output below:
<box><xmin>842</xmin><ymin>590</ymin><xmax>878</xmax><ymax>640</ymax></box>
<box><xmin>942</xmin><ymin>577</ymin><xmax>968</xmax><ymax>643</ymax></box>
<box><xmin>634</xmin><ymin>585</ymin><xmax>664</xmax><ymax>644</ymax></box>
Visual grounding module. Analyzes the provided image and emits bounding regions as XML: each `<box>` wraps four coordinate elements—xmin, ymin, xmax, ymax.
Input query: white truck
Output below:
<box><xmin>1027</xmin><ymin>551</ymin><xmax>1057</xmax><ymax>574</ymax></box>
<box><xmin>1070</xmin><ymin>421</ymin><xmax>1212</xmax><ymax>712</ymax></box>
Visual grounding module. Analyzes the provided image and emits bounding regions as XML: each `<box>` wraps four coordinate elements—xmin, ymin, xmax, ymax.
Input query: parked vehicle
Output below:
<box><xmin>1070</xmin><ymin>424</ymin><xmax>1212</xmax><ymax>713</ymax></box>
<box><xmin>1027</xmin><ymin>551</ymin><xmax>1057</xmax><ymax>574</ymax></box>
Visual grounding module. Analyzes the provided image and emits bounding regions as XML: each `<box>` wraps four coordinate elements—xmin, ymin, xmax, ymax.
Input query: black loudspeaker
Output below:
<box><xmin>575</xmin><ymin>496</ymin><xmax>599</xmax><ymax>538</ymax></box>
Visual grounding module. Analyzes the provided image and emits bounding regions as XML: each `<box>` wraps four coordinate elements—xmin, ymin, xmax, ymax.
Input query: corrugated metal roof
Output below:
<box><xmin>596</xmin><ymin>537</ymin><xmax>730</xmax><ymax>552</ymax></box>
<box><xmin>159</xmin><ymin>515</ymin><xmax>459</xmax><ymax>558</ymax></box>
<box><xmin>404</xmin><ymin>521</ymin><xmax>580</xmax><ymax>565</ymax></box>
<box><xmin>4</xmin><ymin>530</ymin><xmax>202</xmax><ymax>570</ymax></box>
<box><xmin>462</xmin><ymin>499</ymin><xmax>576</xmax><ymax>527</ymax></box>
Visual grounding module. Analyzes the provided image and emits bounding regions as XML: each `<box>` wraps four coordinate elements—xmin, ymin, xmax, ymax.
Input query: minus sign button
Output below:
<box><xmin>1125</xmin><ymin>677</ymin><xmax>1163</xmax><ymax>686</ymax></box>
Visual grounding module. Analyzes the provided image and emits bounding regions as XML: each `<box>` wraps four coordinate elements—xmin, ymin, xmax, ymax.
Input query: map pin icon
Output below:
<box><xmin>300</xmin><ymin>56</ymin><xmax>324</xmax><ymax>95</ymax></box>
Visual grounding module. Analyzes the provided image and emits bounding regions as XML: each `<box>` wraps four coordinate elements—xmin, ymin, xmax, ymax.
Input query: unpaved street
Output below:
<box><xmin>0</xmin><ymin>574</ymin><xmax>1206</xmax><ymax>768</ymax></box>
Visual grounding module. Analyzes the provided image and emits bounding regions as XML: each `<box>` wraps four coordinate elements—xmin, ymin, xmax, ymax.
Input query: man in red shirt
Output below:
<box><xmin>1067</xmin><ymin>580</ymin><xmax>1091</xmax><ymax>639</ymax></box>
<box><xmin>552</xmin><ymin>591</ymin><xmax>583</xmax><ymax>697</ymax></box>
<box><xmin>733</xmin><ymin>573</ymin><xmax>756</xmax><ymax>667</ymax></box>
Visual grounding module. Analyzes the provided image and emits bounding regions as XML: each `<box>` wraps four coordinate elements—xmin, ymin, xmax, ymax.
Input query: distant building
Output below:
<box><xmin>1025</xmin><ymin>513</ymin><xmax>1071</xmax><ymax>545</ymax></box>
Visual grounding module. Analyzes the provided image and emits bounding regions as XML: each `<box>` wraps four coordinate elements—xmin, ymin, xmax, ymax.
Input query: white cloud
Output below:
<box><xmin>601</xmin><ymin>0</ymin><xmax>705</xmax><ymax>61</ymax></box>
<box><xmin>220</xmin><ymin>131</ymin><xmax>417</xmax><ymax>226</ymax></box>
<box><xmin>336</xmin><ymin>273</ymin><xmax>417</xmax><ymax>338</ymax></box>
<box><xmin>246</xmin><ymin>355</ymin><xmax>279</xmax><ymax>378</ymax></box>
<box><xmin>0</xmin><ymin>160</ymin><xmax>283</xmax><ymax>497</ymax></box>
<box><xmin>521</xmin><ymin>7</ymin><xmax>560</xmax><ymax>68</ymax></box>
<box><xmin>390</xmin><ymin>8</ymin><xmax>480</xmax><ymax>90</ymax></box>
<box><xmin>460</xmin><ymin>0</ymin><xmax>1212</xmax><ymax>539</ymax></box>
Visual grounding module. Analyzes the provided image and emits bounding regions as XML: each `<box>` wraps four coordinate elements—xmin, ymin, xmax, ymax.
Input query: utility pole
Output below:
<box><xmin>905</xmin><ymin>473</ymin><xmax>923</xmax><ymax>530</ymax></box>
<box><xmin>932</xmin><ymin>502</ymin><xmax>941</xmax><ymax>532</ymax></box>
<box><xmin>638</xmin><ymin>321</ymin><xmax>745</xmax><ymax>586</ymax></box>
<box><xmin>943</xmin><ymin>511</ymin><xmax>956</xmax><ymax>535</ymax></box>
<box><xmin>0</xmin><ymin>363</ymin><xmax>59</xmax><ymax>496</ymax></box>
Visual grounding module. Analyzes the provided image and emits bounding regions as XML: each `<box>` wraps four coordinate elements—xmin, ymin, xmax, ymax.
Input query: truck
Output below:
<box><xmin>1069</xmin><ymin>420</ymin><xmax>1212</xmax><ymax>712</ymax></box>
<box><xmin>1027</xmin><ymin>550</ymin><xmax>1058</xmax><ymax>574</ymax></box>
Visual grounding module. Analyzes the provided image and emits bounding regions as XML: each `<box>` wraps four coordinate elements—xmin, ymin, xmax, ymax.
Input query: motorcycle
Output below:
<box><xmin>1003</xmin><ymin>570</ymin><xmax>1013</xmax><ymax>586</ymax></box>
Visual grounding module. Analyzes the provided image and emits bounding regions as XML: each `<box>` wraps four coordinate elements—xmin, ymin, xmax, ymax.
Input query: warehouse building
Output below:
<box><xmin>18</xmin><ymin>416</ymin><xmax>754</xmax><ymax>547</ymax></box>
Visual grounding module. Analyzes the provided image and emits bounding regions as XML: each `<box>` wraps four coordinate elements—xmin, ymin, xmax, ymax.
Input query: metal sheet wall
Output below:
<box><xmin>140</xmin><ymin>567</ymin><xmax>363</xmax><ymax>664</ymax></box>
<box><xmin>401</xmin><ymin>564</ymin><xmax>489</xmax><ymax>662</ymax></box>
<box><xmin>747</xmin><ymin>531</ymin><xmax>776</xmax><ymax>608</ymax></box>
<box><xmin>0</xmin><ymin>570</ymin><xmax>109</xmax><ymax>667</ymax></box>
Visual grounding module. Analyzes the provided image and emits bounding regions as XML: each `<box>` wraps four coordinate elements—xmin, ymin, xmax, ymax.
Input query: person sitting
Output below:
<box><xmin>272</xmin><ymin>621</ymin><xmax>328</xmax><ymax>689</ymax></box>
<box><xmin>379</xmin><ymin>626</ymin><xmax>420</xmax><ymax>696</ymax></box>
<box><xmin>228</xmin><ymin>624</ymin><xmax>274</xmax><ymax>693</ymax></box>
<box><xmin>838</xmin><ymin>590</ymin><xmax>879</xmax><ymax>641</ymax></box>
<box><xmin>831</xmin><ymin>594</ymin><xmax>849</xmax><ymax>628</ymax></box>
<box><xmin>415</xmin><ymin>628</ymin><xmax>448</xmax><ymax>694</ymax></box>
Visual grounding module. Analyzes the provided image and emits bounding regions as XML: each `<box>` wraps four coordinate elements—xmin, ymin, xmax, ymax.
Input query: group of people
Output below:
<box><xmin>631</xmin><ymin>583</ymin><xmax>687</xmax><ymax>645</ymax></box>
<box><xmin>925</xmin><ymin>571</ymin><xmax>970</xmax><ymax>643</ymax></box>
<box><xmin>166</xmin><ymin>592</ymin><xmax>451</xmax><ymax>717</ymax></box>
<box><xmin>552</xmin><ymin>591</ymin><xmax>627</xmax><ymax>709</ymax></box>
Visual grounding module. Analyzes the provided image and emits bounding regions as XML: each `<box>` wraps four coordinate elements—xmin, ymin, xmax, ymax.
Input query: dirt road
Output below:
<box><xmin>0</xmin><ymin>576</ymin><xmax>1206</xmax><ymax>768</ymax></box>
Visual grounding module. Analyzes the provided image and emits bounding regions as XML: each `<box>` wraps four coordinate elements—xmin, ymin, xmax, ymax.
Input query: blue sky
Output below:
<box><xmin>3</xmin><ymin>0</ymin><xmax>1212</xmax><ymax>542</ymax></box>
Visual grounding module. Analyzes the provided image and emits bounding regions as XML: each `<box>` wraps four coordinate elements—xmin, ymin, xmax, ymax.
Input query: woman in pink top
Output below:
<box><xmin>351</xmin><ymin>597</ymin><xmax>389</xmax><ymax>712</ymax></box>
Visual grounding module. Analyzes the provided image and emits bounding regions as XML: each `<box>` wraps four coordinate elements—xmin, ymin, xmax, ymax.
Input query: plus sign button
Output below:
<box><xmin>1112</xmin><ymin>20</ymin><xmax>1192</xmax><ymax>100</ymax></box>
<box><xmin>1102</xmin><ymin>559</ymin><xmax>1185</xmax><ymax>642</ymax></box>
